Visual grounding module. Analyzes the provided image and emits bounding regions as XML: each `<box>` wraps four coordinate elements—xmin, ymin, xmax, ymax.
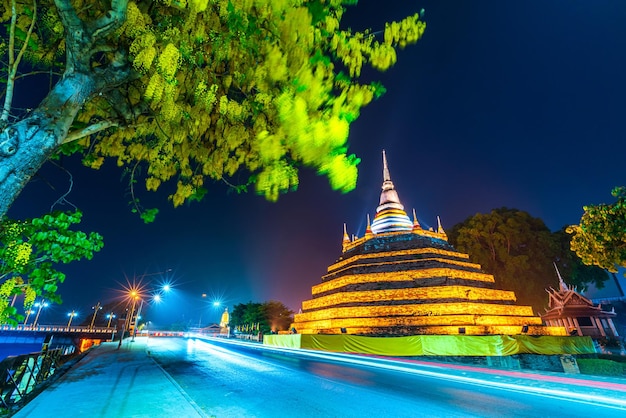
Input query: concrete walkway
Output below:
<box><xmin>14</xmin><ymin>337</ymin><xmax>208</xmax><ymax>418</ymax></box>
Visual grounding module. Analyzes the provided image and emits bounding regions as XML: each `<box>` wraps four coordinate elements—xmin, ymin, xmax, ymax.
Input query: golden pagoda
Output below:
<box><xmin>291</xmin><ymin>151</ymin><xmax>565</xmax><ymax>337</ymax></box>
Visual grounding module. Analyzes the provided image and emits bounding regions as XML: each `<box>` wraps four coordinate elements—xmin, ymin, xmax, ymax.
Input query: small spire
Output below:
<box><xmin>553</xmin><ymin>262</ymin><xmax>568</xmax><ymax>292</ymax></box>
<box><xmin>437</xmin><ymin>216</ymin><xmax>445</xmax><ymax>234</ymax></box>
<box><xmin>342</xmin><ymin>223</ymin><xmax>350</xmax><ymax>252</ymax></box>
<box><xmin>412</xmin><ymin>208</ymin><xmax>421</xmax><ymax>230</ymax></box>
<box><xmin>365</xmin><ymin>214</ymin><xmax>373</xmax><ymax>236</ymax></box>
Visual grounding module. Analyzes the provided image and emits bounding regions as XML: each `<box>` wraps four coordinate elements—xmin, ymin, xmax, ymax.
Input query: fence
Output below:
<box><xmin>0</xmin><ymin>348</ymin><xmax>64</xmax><ymax>412</ymax></box>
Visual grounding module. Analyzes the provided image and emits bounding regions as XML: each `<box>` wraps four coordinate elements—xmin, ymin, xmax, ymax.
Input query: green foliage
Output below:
<box><xmin>568</xmin><ymin>187</ymin><xmax>626</xmax><ymax>273</ymax></box>
<box><xmin>448</xmin><ymin>208</ymin><xmax>560</xmax><ymax>313</ymax></box>
<box><xmin>449</xmin><ymin>208</ymin><xmax>611</xmax><ymax>312</ymax></box>
<box><xmin>577</xmin><ymin>358</ymin><xmax>626</xmax><ymax>377</ymax></box>
<box><xmin>552</xmin><ymin>228</ymin><xmax>608</xmax><ymax>291</ymax></box>
<box><xmin>0</xmin><ymin>210</ymin><xmax>104</xmax><ymax>325</ymax></box>
<box><xmin>139</xmin><ymin>208</ymin><xmax>159</xmax><ymax>223</ymax></box>
<box><xmin>230</xmin><ymin>300</ymin><xmax>294</xmax><ymax>334</ymax></box>
<box><xmin>1</xmin><ymin>0</ymin><xmax>426</xmax><ymax>216</ymax></box>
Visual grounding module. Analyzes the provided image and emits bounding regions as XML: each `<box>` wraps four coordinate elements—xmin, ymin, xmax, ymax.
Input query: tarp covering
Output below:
<box><xmin>263</xmin><ymin>334</ymin><xmax>596</xmax><ymax>356</ymax></box>
<box><xmin>514</xmin><ymin>335</ymin><xmax>596</xmax><ymax>355</ymax></box>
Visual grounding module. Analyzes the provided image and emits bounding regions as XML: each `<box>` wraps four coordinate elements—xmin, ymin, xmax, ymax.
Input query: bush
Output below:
<box><xmin>577</xmin><ymin>359</ymin><xmax>626</xmax><ymax>377</ymax></box>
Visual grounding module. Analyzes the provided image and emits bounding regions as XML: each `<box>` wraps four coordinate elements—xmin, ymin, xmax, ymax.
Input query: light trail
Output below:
<box><xmin>190</xmin><ymin>335</ymin><xmax>626</xmax><ymax>411</ymax></box>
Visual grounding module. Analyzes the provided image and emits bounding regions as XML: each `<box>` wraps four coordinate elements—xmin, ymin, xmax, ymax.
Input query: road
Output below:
<box><xmin>147</xmin><ymin>336</ymin><xmax>626</xmax><ymax>418</ymax></box>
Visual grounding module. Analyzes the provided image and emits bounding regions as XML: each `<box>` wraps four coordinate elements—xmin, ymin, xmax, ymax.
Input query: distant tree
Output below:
<box><xmin>264</xmin><ymin>300</ymin><xmax>294</xmax><ymax>332</ymax></box>
<box><xmin>0</xmin><ymin>0</ymin><xmax>426</xmax><ymax>220</ymax></box>
<box><xmin>230</xmin><ymin>300</ymin><xmax>293</xmax><ymax>334</ymax></box>
<box><xmin>0</xmin><ymin>210</ymin><xmax>103</xmax><ymax>324</ymax></box>
<box><xmin>229</xmin><ymin>302</ymin><xmax>246</xmax><ymax>328</ymax></box>
<box><xmin>448</xmin><ymin>208</ymin><xmax>559</xmax><ymax>313</ymax></box>
<box><xmin>552</xmin><ymin>228</ymin><xmax>609</xmax><ymax>291</ymax></box>
<box><xmin>568</xmin><ymin>187</ymin><xmax>626</xmax><ymax>273</ymax></box>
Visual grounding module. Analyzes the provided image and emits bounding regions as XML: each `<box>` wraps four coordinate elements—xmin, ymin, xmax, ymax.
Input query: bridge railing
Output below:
<box><xmin>0</xmin><ymin>348</ymin><xmax>66</xmax><ymax>412</ymax></box>
<box><xmin>0</xmin><ymin>325</ymin><xmax>115</xmax><ymax>334</ymax></box>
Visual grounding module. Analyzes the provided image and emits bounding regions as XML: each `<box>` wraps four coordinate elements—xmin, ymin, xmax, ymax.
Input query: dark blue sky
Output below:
<box><xmin>9</xmin><ymin>1</ymin><xmax>626</xmax><ymax>326</ymax></box>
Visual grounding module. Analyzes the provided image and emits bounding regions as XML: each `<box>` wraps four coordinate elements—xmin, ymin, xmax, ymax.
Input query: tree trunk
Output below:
<box><xmin>0</xmin><ymin>72</ymin><xmax>96</xmax><ymax>218</ymax></box>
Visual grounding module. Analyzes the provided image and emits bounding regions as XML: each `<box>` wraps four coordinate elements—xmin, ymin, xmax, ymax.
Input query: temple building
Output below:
<box><xmin>542</xmin><ymin>269</ymin><xmax>619</xmax><ymax>338</ymax></box>
<box><xmin>291</xmin><ymin>151</ymin><xmax>565</xmax><ymax>337</ymax></box>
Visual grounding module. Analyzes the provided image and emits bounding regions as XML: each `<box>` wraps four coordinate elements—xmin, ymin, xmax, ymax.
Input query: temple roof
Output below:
<box><xmin>370</xmin><ymin>151</ymin><xmax>413</xmax><ymax>234</ymax></box>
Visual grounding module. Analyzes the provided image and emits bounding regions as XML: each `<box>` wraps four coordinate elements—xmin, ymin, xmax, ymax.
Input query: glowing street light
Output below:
<box><xmin>118</xmin><ymin>269</ymin><xmax>173</xmax><ymax>344</ymax></box>
<box><xmin>33</xmin><ymin>301</ymin><xmax>49</xmax><ymax>326</ymax></box>
<box><xmin>106</xmin><ymin>313</ymin><xmax>117</xmax><ymax>328</ymax></box>
<box><xmin>67</xmin><ymin>310</ymin><xmax>78</xmax><ymax>327</ymax></box>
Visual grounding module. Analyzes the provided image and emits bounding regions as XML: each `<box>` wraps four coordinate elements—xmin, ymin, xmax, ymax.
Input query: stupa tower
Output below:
<box><xmin>291</xmin><ymin>151</ymin><xmax>564</xmax><ymax>336</ymax></box>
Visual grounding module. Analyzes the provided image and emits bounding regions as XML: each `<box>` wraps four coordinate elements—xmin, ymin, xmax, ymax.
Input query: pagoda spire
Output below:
<box><xmin>383</xmin><ymin>149</ymin><xmax>391</xmax><ymax>182</ymax></box>
<box><xmin>371</xmin><ymin>150</ymin><xmax>413</xmax><ymax>234</ymax></box>
<box><xmin>378</xmin><ymin>150</ymin><xmax>402</xmax><ymax>207</ymax></box>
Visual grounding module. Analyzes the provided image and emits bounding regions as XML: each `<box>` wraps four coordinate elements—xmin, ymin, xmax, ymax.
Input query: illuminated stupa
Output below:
<box><xmin>292</xmin><ymin>151</ymin><xmax>563</xmax><ymax>336</ymax></box>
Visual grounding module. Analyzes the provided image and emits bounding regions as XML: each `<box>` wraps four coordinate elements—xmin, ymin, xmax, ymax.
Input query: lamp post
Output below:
<box><xmin>131</xmin><ymin>298</ymin><xmax>144</xmax><ymax>342</ymax></box>
<box><xmin>32</xmin><ymin>301</ymin><xmax>49</xmax><ymax>326</ymax></box>
<box><xmin>89</xmin><ymin>302</ymin><xmax>102</xmax><ymax>329</ymax></box>
<box><xmin>106</xmin><ymin>313</ymin><xmax>116</xmax><ymax>328</ymax></box>
<box><xmin>67</xmin><ymin>310</ymin><xmax>77</xmax><ymax>327</ymax></box>
<box><xmin>121</xmin><ymin>269</ymin><xmax>173</xmax><ymax>344</ymax></box>
<box><xmin>23</xmin><ymin>309</ymin><xmax>34</xmax><ymax>326</ymax></box>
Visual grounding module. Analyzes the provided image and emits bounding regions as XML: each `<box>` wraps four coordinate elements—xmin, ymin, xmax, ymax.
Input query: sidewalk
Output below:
<box><xmin>14</xmin><ymin>337</ymin><xmax>207</xmax><ymax>418</ymax></box>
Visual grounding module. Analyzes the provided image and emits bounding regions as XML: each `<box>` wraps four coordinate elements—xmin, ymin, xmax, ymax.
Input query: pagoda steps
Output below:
<box><xmin>323</xmin><ymin>259</ymin><xmax>485</xmax><ymax>280</ymax></box>
<box><xmin>314</xmin><ymin>269</ymin><xmax>496</xmax><ymax>294</ymax></box>
<box><xmin>305</xmin><ymin>286</ymin><xmax>517</xmax><ymax>310</ymax></box>
<box><xmin>293</xmin><ymin>314</ymin><xmax>543</xmax><ymax>329</ymax></box>
<box><xmin>313</xmin><ymin>279</ymin><xmax>498</xmax><ymax>298</ymax></box>
<box><xmin>294</xmin><ymin>302</ymin><xmax>536</xmax><ymax>322</ymax></box>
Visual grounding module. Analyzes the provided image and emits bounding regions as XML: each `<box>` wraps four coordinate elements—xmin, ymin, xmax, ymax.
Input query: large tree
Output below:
<box><xmin>449</xmin><ymin>208</ymin><xmax>609</xmax><ymax>313</ymax></box>
<box><xmin>568</xmin><ymin>186</ymin><xmax>626</xmax><ymax>273</ymax></box>
<box><xmin>552</xmin><ymin>227</ymin><xmax>608</xmax><ymax>291</ymax></box>
<box><xmin>0</xmin><ymin>0</ymin><xmax>425</xmax><ymax>220</ymax></box>
<box><xmin>448</xmin><ymin>208</ymin><xmax>561</xmax><ymax>313</ymax></box>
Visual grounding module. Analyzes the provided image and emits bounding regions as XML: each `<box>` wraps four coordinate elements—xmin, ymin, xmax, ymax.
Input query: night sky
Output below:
<box><xmin>8</xmin><ymin>1</ymin><xmax>626</xmax><ymax>327</ymax></box>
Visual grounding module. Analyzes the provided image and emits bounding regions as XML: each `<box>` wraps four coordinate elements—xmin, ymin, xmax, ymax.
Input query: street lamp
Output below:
<box><xmin>106</xmin><ymin>313</ymin><xmax>117</xmax><ymax>328</ymax></box>
<box><xmin>119</xmin><ymin>269</ymin><xmax>173</xmax><ymax>343</ymax></box>
<box><xmin>67</xmin><ymin>310</ymin><xmax>78</xmax><ymax>327</ymax></box>
<box><xmin>32</xmin><ymin>301</ymin><xmax>49</xmax><ymax>326</ymax></box>
<box><xmin>89</xmin><ymin>302</ymin><xmax>103</xmax><ymax>329</ymax></box>
<box><xmin>23</xmin><ymin>309</ymin><xmax>34</xmax><ymax>326</ymax></box>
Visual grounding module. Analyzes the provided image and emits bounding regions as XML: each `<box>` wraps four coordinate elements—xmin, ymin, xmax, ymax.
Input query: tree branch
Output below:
<box><xmin>1</xmin><ymin>0</ymin><xmax>37</xmax><ymax>124</ymax></box>
<box><xmin>63</xmin><ymin>120</ymin><xmax>119</xmax><ymax>144</ymax></box>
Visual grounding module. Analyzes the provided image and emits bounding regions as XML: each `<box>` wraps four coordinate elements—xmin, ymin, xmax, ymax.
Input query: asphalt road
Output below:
<box><xmin>147</xmin><ymin>337</ymin><xmax>626</xmax><ymax>418</ymax></box>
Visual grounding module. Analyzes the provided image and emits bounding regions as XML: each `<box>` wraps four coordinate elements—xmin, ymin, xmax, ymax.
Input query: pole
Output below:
<box><xmin>33</xmin><ymin>301</ymin><xmax>47</xmax><ymax>327</ymax></box>
<box><xmin>131</xmin><ymin>299</ymin><xmax>144</xmax><ymax>342</ymax></box>
<box><xmin>126</xmin><ymin>298</ymin><xmax>137</xmax><ymax>332</ymax></box>
<box><xmin>23</xmin><ymin>310</ymin><xmax>31</xmax><ymax>325</ymax></box>
<box><xmin>89</xmin><ymin>302</ymin><xmax>101</xmax><ymax>329</ymax></box>
<box><xmin>107</xmin><ymin>313</ymin><xmax>115</xmax><ymax>328</ymax></box>
<box><xmin>67</xmin><ymin>311</ymin><xmax>75</xmax><ymax>327</ymax></box>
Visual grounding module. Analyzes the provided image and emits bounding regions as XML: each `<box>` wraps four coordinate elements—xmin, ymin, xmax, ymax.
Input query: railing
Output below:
<box><xmin>0</xmin><ymin>348</ymin><xmax>65</xmax><ymax>412</ymax></box>
<box><xmin>0</xmin><ymin>325</ymin><xmax>115</xmax><ymax>334</ymax></box>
